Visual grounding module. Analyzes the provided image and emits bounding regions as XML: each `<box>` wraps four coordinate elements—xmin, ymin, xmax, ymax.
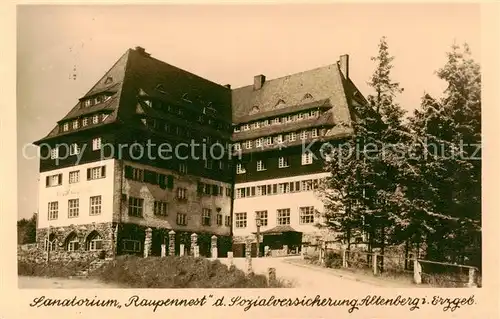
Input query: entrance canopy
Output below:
<box><xmin>257</xmin><ymin>225</ymin><xmax>301</xmax><ymax>236</ymax></box>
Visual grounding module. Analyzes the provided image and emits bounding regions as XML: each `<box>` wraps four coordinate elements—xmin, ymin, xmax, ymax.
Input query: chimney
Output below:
<box><xmin>135</xmin><ymin>46</ymin><xmax>151</xmax><ymax>57</ymax></box>
<box><xmin>253</xmin><ymin>74</ymin><xmax>266</xmax><ymax>90</ymax></box>
<box><xmin>224</xmin><ymin>84</ymin><xmax>231</xmax><ymax>89</ymax></box>
<box><xmin>339</xmin><ymin>54</ymin><xmax>349</xmax><ymax>79</ymax></box>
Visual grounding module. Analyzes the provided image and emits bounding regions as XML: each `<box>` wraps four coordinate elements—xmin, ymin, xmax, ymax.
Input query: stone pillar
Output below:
<box><xmin>211</xmin><ymin>235</ymin><xmax>218</xmax><ymax>259</ymax></box>
<box><xmin>190</xmin><ymin>233</ymin><xmax>198</xmax><ymax>256</ymax></box>
<box><xmin>245</xmin><ymin>239</ymin><xmax>253</xmax><ymax>274</ymax></box>
<box><xmin>161</xmin><ymin>244</ymin><xmax>166</xmax><ymax>257</ymax></box>
<box><xmin>301</xmin><ymin>245</ymin><xmax>305</xmax><ymax>259</ymax></box>
<box><xmin>194</xmin><ymin>245</ymin><xmax>200</xmax><ymax>258</ymax></box>
<box><xmin>467</xmin><ymin>268</ymin><xmax>477</xmax><ymax>288</ymax></box>
<box><xmin>144</xmin><ymin>228</ymin><xmax>152</xmax><ymax>258</ymax></box>
<box><xmin>268</xmin><ymin>267</ymin><xmax>276</xmax><ymax>286</ymax></box>
<box><xmin>413</xmin><ymin>258</ymin><xmax>422</xmax><ymax>284</ymax></box>
<box><xmin>341</xmin><ymin>249</ymin><xmax>347</xmax><ymax>268</ymax></box>
<box><xmin>373</xmin><ymin>252</ymin><xmax>379</xmax><ymax>275</ymax></box>
<box><xmin>113</xmin><ymin>224</ymin><xmax>119</xmax><ymax>258</ymax></box>
<box><xmin>228</xmin><ymin>251</ymin><xmax>234</xmax><ymax>267</ymax></box>
<box><xmin>168</xmin><ymin>230</ymin><xmax>176</xmax><ymax>256</ymax></box>
<box><xmin>179</xmin><ymin>244</ymin><xmax>185</xmax><ymax>257</ymax></box>
<box><xmin>283</xmin><ymin>244</ymin><xmax>289</xmax><ymax>255</ymax></box>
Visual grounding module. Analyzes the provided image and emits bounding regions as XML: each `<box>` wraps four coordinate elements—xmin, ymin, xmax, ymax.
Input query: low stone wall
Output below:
<box><xmin>21</xmin><ymin>222</ymin><xmax>116</xmax><ymax>264</ymax></box>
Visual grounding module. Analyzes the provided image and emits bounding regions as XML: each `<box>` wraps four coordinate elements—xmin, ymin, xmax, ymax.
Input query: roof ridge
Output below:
<box><xmin>231</xmin><ymin>62</ymin><xmax>340</xmax><ymax>90</ymax></box>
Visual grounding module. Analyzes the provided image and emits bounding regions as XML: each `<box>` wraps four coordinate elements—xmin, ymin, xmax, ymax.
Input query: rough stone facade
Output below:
<box><xmin>31</xmin><ymin>222</ymin><xmax>115</xmax><ymax>263</ymax></box>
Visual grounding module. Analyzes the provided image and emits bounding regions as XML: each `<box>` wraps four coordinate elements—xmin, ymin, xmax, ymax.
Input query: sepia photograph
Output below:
<box><xmin>15</xmin><ymin>3</ymin><xmax>484</xmax><ymax>295</ymax></box>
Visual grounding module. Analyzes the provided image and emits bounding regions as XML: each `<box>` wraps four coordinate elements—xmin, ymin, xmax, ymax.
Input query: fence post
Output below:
<box><xmin>179</xmin><ymin>244</ymin><xmax>185</xmax><ymax>257</ymax></box>
<box><xmin>413</xmin><ymin>258</ymin><xmax>422</xmax><ymax>284</ymax></box>
<box><xmin>467</xmin><ymin>268</ymin><xmax>477</xmax><ymax>288</ymax></box>
<box><xmin>268</xmin><ymin>267</ymin><xmax>276</xmax><ymax>286</ymax></box>
<box><xmin>211</xmin><ymin>235</ymin><xmax>218</xmax><ymax>259</ymax></box>
<box><xmin>245</xmin><ymin>239</ymin><xmax>253</xmax><ymax>274</ymax></box>
<box><xmin>342</xmin><ymin>249</ymin><xmax>347</xmax><ymax>268</ymax></box>
<box><xmin>228</xmin><ymin>251</ymin><xmax>234</xmax><ymax>268</ymax></box>
<box><xmin>168</xmin><ymin>230</ymin><xmax>176</xmax><ymax>256</ymax></box>
<box><xmin>160</xmin><ymin>244</ymin><xmax>166</xmax><ymax>257</ymax></box>
<box><xmin>372</xmin><ymin>252</ymin><xmax>378</xmax><ymax>275</ymax></box>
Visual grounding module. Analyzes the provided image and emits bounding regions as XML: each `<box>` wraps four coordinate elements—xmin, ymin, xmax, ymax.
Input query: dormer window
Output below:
<box><xmin>234</xmin><ymin>126</ymin><xmax>240</xmax><ymax>133</ymax></box>
<box><xmin>92</xmin><ymin>114</ymin><xmax>99</xmax><ymax>124</ymax></box>
<box><xmin>83</xmin><ymin>99</ymin><xmax>92</xmax><ymax>107</ymax></box>
<box><xmin>63</xmin><ymin>123</ymin><xmax>69</xmax><ymax>132</ymax></box>
<box><xmin>72</xmin><ymin>120</ymin><xmax>79</xmax><ymax>130</ymax></box>
<box><xmin>104</xmin><ymin>76</ymin><xmax>113</xmax><ymax>85</ymax></box>
<box><xmin>82</xmin><ymin>118</ymin><xmax>88</xmax><ymax>127</ymax></box>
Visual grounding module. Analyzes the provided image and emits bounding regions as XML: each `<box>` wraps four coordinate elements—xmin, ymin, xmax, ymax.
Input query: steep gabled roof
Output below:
<box><xmin>34</xmin><ymin>47</ymin><xmax>231</xmax><ymax>144</ymax></box>
<box><xmin>231</xmin><ymin>62</ymin><xmax>355</xmax><ymax>140</ymax></box>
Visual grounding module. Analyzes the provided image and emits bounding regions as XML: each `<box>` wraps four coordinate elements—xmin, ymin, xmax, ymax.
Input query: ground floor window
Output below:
<box><xmin>65</xmin><ymin>232</ymin><xmax>80</xmax><ymax>251</ymax></box>
<box><xmin>122</xmin><ymin>239</ymin><xmax>141</xmax><ymax>252</ymax></box>
<box><xmin>87</xmin><ymin>231</ymin><xmax>103</xmax><ymax>251</ymax></box>
<box><xmin>299</xmin><ymin>206</ymin><xmax>315</xmax><ymax>224</ymax></box>
<box><xmin>45</xmin><ymin>233</ymin><xmax>56</xmax><ymax>251</ymax></box>
<box><xmin>277</xmin><ymin>208</ymin><xmax>291</xmax><ymax>225</ymax></box>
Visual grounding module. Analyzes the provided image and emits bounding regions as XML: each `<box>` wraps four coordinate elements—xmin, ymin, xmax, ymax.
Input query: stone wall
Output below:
<box><xmin>27</xmin><ymin>222</ymin><xmax>115</xmax><ymax>263</ymax></box>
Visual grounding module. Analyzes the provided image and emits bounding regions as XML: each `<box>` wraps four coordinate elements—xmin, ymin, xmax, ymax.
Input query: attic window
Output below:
<box><xmin>155</xmin><ymin>84</ymin><xmax>166</xmax><ymax>93</ymax></box>
<box><xmin>275</xmin><ymin>99</ymin><xmax>286</xmax><ymax>108</ymax></box>
<box><xmin>250</xmin><ymin>106</ymin><xmax>260</xmax><ymax>115</ymax></box>
<box><xmin>104</xmin><ymin>76</ymin><xmax>113</xmax><ymax>85</ymax></box>
<box><xmin>303</xmin><ymin>93</ymin><xmax>313</xmax><ymax>100</ymax></box>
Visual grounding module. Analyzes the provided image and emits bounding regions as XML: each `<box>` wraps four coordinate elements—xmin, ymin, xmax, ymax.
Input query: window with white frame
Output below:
<box><xmin>234</xmin><ymin>126</ymin><xmax>240</xmax><ymax>133</ymax></box>
<box><xmin>179</xmin><ymin>163</ymin><xmax>188</xmax><ymax>174</ymax></box>
<box><xmin>73</xmin><ymin>120</ymin><xmax>79</xmax><ymax>130</ymax></box>
<box><xmin>50</xmin><ymin>147</ymin><xmax>59</xmax><ymax>159</ymax></box>
<box><xmin>82</xmin><ymin>118</ymin><xmax>88</xmax><ymax>127</ymax></box>
<box><xmin>236</xmin><ymin>188</ymin><xmax>245</xmax><ymax>199</ymax></box>
<box><xmin>154</xmin><ymin>201</ymin><xmax>168</xmax><ymax>216</ymax></box>
<box><xmin>69</xmin><ymin>143</ymin><xmax>80</xmax><ymax>156</ymax></box>
<box><xmin>68</xmin><ymin>199</ymin><xmax>79</xmax><ymax>218</ymax></box>
<box><xmin>48</xmin><ymin>201</ymin><xmax>58</xmax><ymax>220</ymax></box>
<box><xmin>122</xmin><ymin>239</ymin><xmax>141</xmax><ymax>252</ymax></box>
<box><xmin>300</xmin><ymin>206</ymin><xmax>315</xmax><ymax>224</ymax></box>
<box><xmin>89</xmin><ymin>196</ymin><xmax>102</xmax><ymax>215</ymax></box>
<box><xmin>262</xmin><ymin>119</ymin><xmax>269</xmax><ymax>126</ymax></box>
<box><xmin>224</xmin><ymin>215</ymin><xmax>231</xmax><ymax>227</ymax></box>
<box><xmin>255</xmin><ymin>210</ymin><xmax>268</xmax><ymax>226</ymax></box>
<box><xmin>272</xmin><ymin>118</ymin><xmax>280</xmax><ymax>125</ymax></box>
<box><xmin>89</xmin><ymin>166</ymin><xmax>105</xmax><ymax>180</ymax></box>
<box><xmin>265</xmin><ymin>136</ymin><xmax>272</xmax><ymax>145</ymax></box>
<box><xmin>275</xmin><ymin>134</ymin><xmax>283</xmax><ymax>143</ymax></box>
<box><xmin>87</xmin><ymin>232</ymin><xmax>103</xmax><ymax>251</ymax></box>
<box><xmin>128</xmin><ymin>197</ymin><xmax>144</xmax><ymax>217</ymax></box>
<box><xmin>302</xmin><ymin>151</ymin><xmax>313</xmax><ymax>165</ymax></box>
<box><xmin>244</xmin><ymin>140</ymin><xmax>252</xmax><ymax>149</ymax></box>
<box><xmin>301</xmin><ymin>180</ymin><xmax>313</xmax><ymax>191</ymax></box>
<box><xmin>277</xmin><ymin>209</ymin><xmax>291</xmax><ymax>225</ymax></box>
<box><xmin>298</xmin><ymin>113</ymin><xmax>304</xmax><ymax>120</ymax></box>
<box><xmin>176</xmin><ymin>213</ymin><xmax>187</xmax><ymax>226</ymax></box>
<box><xmin>47</xmin><ymin>174</ymin><xmax>62</xmax><ymax>187</ymax></box>
<box><xmin>278</xmin><ymin>182</ymin><xmax>290</xmax><ymax>194</ymax></box>
<box><xmin>311</xmin><ymin>110</ymin><xmax>319</xmax><ymax>117</ymax></box>
<box><xmin>256</xmin><ymin>160</ymin><xmax>266</xmax><ymax>171</ymax></box>
<box><xmin>92</xmin><ymin>137</ymin><xmax>101</xmax><ymax>150</ymax></box>
<box><xmin>255</xmin><ymin>138</ymin><xmax>263</xmax><ymax>148</ymax></box>
<box><xmin>66</xmin><ymin>232</ymin><xmax>79</xmax><ymax>251</ymax></box>
<box><xmin>311</xmin><ymin>128</ymin><xmax>318</xmax><ymax>138</ymax></box>
<box><xmin>236</xmin><ymin>163</ymin><xmax>246</xmax><ymax>174</ymax></box>
<box><xmin>202</xmin><ymin>208</ymin><xmax>211</xmax><ymax>226</ymax></box>
<box><xmin>92</xmin><ymin>114</ymin><xmax>99</xmax><ymax>124</ymax></box>
<box><xmin>281</xmin><ymin>116</ymin><xmax>288</xmax><ymax>123</ymax></box>
<box><xmin>289</xmin><ymin>132</ymin><xmax>296</xmax><ymax>141</ymax></box>
<box><xmin>278</xmin><ymin>157</ymin><xmax>289</xmax><ymax>168</ymax></box>
<box><xmin>63</xmin><ymin>123</ymin><xmax>69</xmax><ymax>131</ymax></box>
<box><xmin>300</xmin><ymin>130</ymin><xmax>307</xmax><ymax>140</ymax></box>
<box><xmin>177</xmin><ymin>187</ymin><xmax>187</xmax><ymax>200</ymax></box>
<box><xmin>233</xmin><ymin>143</ymin><xmax>241</xmax><ymax>151</ymax></box>
<box><xmin>242</xmin><ymin>124</ymin><xmax>250</xmax><ymax>131</ymax></box>
<box><xmin>235</xmin><ymin>212</ymin><xmax>247</xmax><ymax>228</ymax></box>
<box><xmin>216</xmin><ymin>214</ymin><xmax>223</xmax><ymax>226</ymax></box>
<box><xmin>256</xmin><ymin>185</ymin><xmax>267</xmax><ymax>196</ymax></box>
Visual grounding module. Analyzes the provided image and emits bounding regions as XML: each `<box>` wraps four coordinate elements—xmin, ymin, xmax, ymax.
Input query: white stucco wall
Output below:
<box><xmin>37</xmin><ymin>159</ymin><xmax>116</xmax><ymax>228</ymax></box>
<box><xmin>232</xmin><ymin>172</ymin><xmax>329</xmax><ymax>237</ymax></box>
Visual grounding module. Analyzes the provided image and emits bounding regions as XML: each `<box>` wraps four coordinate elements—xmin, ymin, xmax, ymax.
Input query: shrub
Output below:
<box><xmin>18</xmin><ymin>259</ymin><xmax>93</xmax><ymax>278</ymax></box>
<box><xmin>91</xmin><ymin>255</ymin><xmax>292</xmax><ymax>288</ymax></box>
<box><xmin>324</xmin><ymin>251</ymin><xmax>342</xmax><ymax>269</ymax></box>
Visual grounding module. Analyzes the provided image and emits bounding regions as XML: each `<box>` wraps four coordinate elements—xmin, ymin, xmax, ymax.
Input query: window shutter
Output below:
<box><xmin>87</xmin><ymin>168</ymin><xmax>91</xmax><ymax>180</ymax></box>
<box><xmin>124</xmin><ymin>166</ymin><xmax>133</xmax><ymax>179</ymax></box>
<box><xmin>212</xmin><ymin>185</ymin><xmax>218</xmax><ymax>196</ymax></box>
<box><xmin>197</xmin><ymin>182</ymin><xmax>203</xmax><ymax>194</ymax></box>
<box><xmin>158</xmin><ymin>174</ymin><xmax>167</xmax><ymax>189</ymax></box>
<box><xmin>58</xmin><ymin>174</ymin><xmax>62</xmax><ymax>185</ymax></box>
<box><xmin>45</xmin><ymin>176</ymin><xmax>49</xmax><ymax>187</ymax></box>
<box><xmin>101</xmin><ymin>166</ymin><xmax>106</xmax><ymax>177</ymax></box>
<box><xmin>167</xmin><ymin>175</ymin><xmax>174</xmax><ymax>189</ymax></box>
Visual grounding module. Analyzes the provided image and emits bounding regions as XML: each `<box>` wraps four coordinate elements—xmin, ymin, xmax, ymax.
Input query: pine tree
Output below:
<box><xmin>405</xmin><ymin>43</ymin><xmax>481</xmax><ymax>266</ymax></box>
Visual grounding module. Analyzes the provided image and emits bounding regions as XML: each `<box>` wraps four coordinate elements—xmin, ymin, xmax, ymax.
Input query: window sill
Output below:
<box><xmin>46</xmin><ymin>184</ymin><xmax>62</xmax><ymax>188</ymax></box>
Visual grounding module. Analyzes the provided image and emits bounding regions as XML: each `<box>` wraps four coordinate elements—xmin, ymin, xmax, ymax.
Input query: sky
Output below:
<box><xmin>16</xmin><ymin>4</ymin><xmax>481</xmax><ymax>220</ymax></box>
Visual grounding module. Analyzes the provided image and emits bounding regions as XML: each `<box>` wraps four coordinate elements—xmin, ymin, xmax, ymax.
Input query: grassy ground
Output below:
<box><xmin>18</xmin><ymin>256</ymin><xmax>292</xmax><ymax>288</ymax></box>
